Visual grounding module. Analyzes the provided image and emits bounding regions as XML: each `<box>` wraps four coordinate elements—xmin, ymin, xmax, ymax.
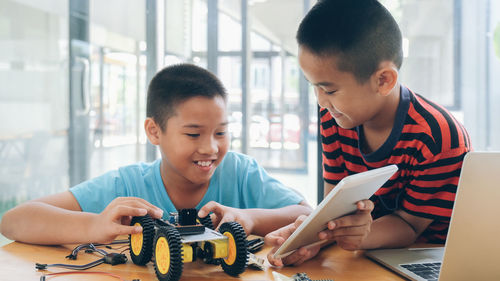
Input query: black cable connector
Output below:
<box><xmin>66</xmin><ymin>253</ymin><xmax>77</xmax><ymax>260</ymax></box>
<box><xmin>35</xmin><ymin>263</ymin><xmax>48</xmax><ymax>270</ymax></box>
<box><xmin>246</xmin><ymin>237</ymin><xmax>265</xmax><ymax>253</ymax></box>
<box><xmin>103</xmin><ymin>253</ymin><xmax>128</xmax><ymax>265</ymax></box>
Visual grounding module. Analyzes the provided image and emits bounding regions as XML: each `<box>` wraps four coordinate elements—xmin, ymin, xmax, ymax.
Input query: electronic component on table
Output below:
<box><xmin>272</xmin><ymin>271</ymin><xmax>334</xmax><ymax>281</ymax></box>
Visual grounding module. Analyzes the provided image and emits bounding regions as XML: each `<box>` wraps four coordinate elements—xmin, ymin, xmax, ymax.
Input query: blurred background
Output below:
<box><xmin>1</xmin><ymin>0</ymin><xmax>499</xmax><ymax>245</ymax></box>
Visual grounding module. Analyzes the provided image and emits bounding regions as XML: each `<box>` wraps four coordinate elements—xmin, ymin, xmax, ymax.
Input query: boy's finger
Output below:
<box><xmin>123</xmin><ymin>197</ymin><xmax>164</xmax><ymax>216</ymax></box>
<box><xmin>281</xmin><ymin>249</ymin><xmax>307</xmax><ymax>266</ymax></box>
<box><xmin>139</xmin><ymin>206</ymin><xmax>163</xmax><ymax>219</ymax></box>
<box><xmin>356</xmin><ymin>199</ymin><xmax>374</xmax><ymax>212</ymax></box>
<box><xmin>116</xmin><ymin>199</ymin><xmax>163</xmax><ymax>219</ymax></box>
<box><xmin>115</xmin><ymin>224</ymin><xmax>143</xmax><ymax>236</ymax></box>
<box><xmin>293</xmin><ymin>249</ymin><xmax>316</xmax><ymax>266</ymax></box>
<box><xmin>112</xmin><ymin>205</ymin><xmax>147</xmax><ymax>219</ymax></box>
<box><xmin>265</xmin><ymin>226</ymin><xmax>295</xmax><ymax>246</ymax></box>
<box><xmin>278</xmin><ymin>222</ymin><xmax>298</xmax><ymax>237</ymax></box>
<box><xmin>264</xmin><ymin>235</ymin><xmax>285</xmax><ymax>246</ymax></box>
<box><xmin>320</xmin><ymin>226</ymin><xmax>366</xmax><ymax>240</ymax></box>
<box><xmin>120</xmin><ymin>215</ymin><xmax>133</xmax><ymax>226</ymax></box>
<box><xmin>198</xmin><ymin>201</ymin><xmax>222</xmax><ymax>218</ymax></box>
<box><xmin>266</xmin><ymin>251</ymin><xmax>284</xmax><ymax>267</ymax></box>
<box><xmin>332</xmin><ymin>212</ymin><xmax>371</xmax><ymax>229</ymax></box>
<box><xmin>269</xmin><ymin>259</ymin><xmax>284</xmax><ymax>267</ymax></box>
<box><xmin>215</xmin><ymin>216</ymin><xmax>229</xmax><ymax>231</ymax></box>
<box><xmin>295</xmin><ymin>215</ymin><xmax>308</xmax><ymax>227</ymax></box>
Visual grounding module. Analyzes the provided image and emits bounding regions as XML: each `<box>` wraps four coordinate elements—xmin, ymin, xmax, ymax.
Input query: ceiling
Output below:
<box><xmin>221</xmin><ymin>0</ymin><xmax>313</xmax><ymax>55</ymax></box>
<box><xmin>249</xmin><ymin>0</ymin><xmax>309</xmax><ymax>55</ymax></box>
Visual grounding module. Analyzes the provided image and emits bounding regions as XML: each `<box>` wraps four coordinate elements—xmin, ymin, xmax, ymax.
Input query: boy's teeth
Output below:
<box><xmin>197</xmin><ymin>161</ymin><xmax>211</xmax><ymax>167</ymax></box>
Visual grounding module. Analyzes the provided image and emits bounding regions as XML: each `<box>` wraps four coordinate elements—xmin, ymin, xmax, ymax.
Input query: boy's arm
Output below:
<box><xmin>198</xmin><ymin>200</ymin><xmax>312</xmax><ymax>237</ymax></box>
<box><xmin>0</xmin><ymin>191</ymin><xmax>163</xmax><ymax>245</ymax></box>
<box><xmin>358</xmin><ymin>210</ymin><xmax>433</xmax><ymax>249</ymax></box>
<box><xmin>245</xmin><ymin>201</ymin><xmax>312</xmax><ymax>236</ymax></box>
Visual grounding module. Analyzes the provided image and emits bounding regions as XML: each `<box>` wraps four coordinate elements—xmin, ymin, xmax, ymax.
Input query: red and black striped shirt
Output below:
<box><xmin>320</xmin><ymin>85</ymin><xmax>471</xmax><ymax>244</ymax></box>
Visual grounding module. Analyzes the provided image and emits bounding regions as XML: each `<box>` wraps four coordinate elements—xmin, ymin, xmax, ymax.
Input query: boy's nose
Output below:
<box><xmin>199</xmin><ymin>137</ymin><xmax>219</xmax><ymax>155</ymax></box>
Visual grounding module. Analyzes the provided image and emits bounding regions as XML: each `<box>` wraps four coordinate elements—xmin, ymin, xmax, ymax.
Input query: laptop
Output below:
<box><xmin>365</xmin><ymin>152</ymin><xmax>500</xmax><ymax>281</ymax></box>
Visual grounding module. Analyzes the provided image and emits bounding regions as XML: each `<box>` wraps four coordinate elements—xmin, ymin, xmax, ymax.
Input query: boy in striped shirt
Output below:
<box><xmin>266</xmin><ymin>0</ymin><xmax>471</xmax><ymax>266</ymax></box>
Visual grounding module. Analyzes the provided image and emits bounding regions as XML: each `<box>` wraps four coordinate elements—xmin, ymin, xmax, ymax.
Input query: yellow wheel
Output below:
<box><xmin>129</xmin><ymin>215</ymin><xmax>154</xmax><ymax>265</ymax></box>
<box><xmin>219</xmin><ymin>222</ymin><xmax>248</xmax><ymax>276</ymax></box>
<box><xmin>153</xmin><ymin>227</ymin><xmax>183</xmax><ymax>281</ymax></box>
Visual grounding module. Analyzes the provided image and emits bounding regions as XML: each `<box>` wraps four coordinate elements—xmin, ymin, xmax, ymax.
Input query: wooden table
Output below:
<box><xmin>0</xmin><ymin>240</ymin><xmax>405</xmax><ymax>281</ymax></box>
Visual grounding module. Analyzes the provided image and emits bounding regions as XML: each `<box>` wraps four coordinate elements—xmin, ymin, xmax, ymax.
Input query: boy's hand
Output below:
<box><xmin>265</xmin><ymin>215</ymin><xmax>322</xmax><ymax>266</ymax></box>
<box><xmin>265</xmin><ymin>199</ymin><xmax>374</xmax><ymax>266</ymax></box>
<box><xmin>318</xmin><ymin>199</ymin><xmax>374</xmax><ymax>250</ymax></box>
<box><xmin>91</xmin><ymin>197</ymin><xmax>163</xmax><ymax>244</ymax></box>
<box><xmin>198</xmin><ymin>201</ymin><xmax>254</xmax><ymax>235</ymax></box>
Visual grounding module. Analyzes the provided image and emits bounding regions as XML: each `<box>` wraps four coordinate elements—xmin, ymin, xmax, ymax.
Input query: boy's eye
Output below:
<box><xmin>186</xmin><ymin>133</ymin><xmax>200</xmax><ymax>138</ymax></box>
<box><xmin>216</xmin><ymin>131</ymin><xmax>227</xmax><ymax>136</ymax></box>
<box><xmin>325</xmin><ymin>90</ymin><xmax>337</xmax><ymax>95</ymax></box>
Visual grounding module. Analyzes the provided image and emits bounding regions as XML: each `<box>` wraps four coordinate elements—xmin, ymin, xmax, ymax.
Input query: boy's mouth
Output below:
<box><xmin>329</xmin><ymin>109</ymin><xmax>343</xmax><ymax>118</ymax></box>
<box><xmin>195</xmin><ymin>160</ymin><xmax>214</xmax><ymax>167</ymax></box>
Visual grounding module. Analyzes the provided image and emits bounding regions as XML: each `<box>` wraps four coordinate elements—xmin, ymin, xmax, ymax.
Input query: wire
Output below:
<box><xmin>36</xmin><ymin>241</ymin><xmax>128</xmax><ymax>271</ymax></box>
<box><xmin>120</xmin><ymin>247</ymin><xmax>130</xmax><ymax>255</ymax></box>
<box><xmin>40</xmin><ymin>271</ymin><xmax>125</xmax><ymax>281</ymax></box>
<box><xmin>93</xmin><ymin>239</ymin><xmax>129</xmax><ymax>247</ymax></box>
<box><xmin>36</xmin><ymin>258</ymin><xmax>104</xmax><ymax>270</ymax></box>
<box><xmin>66</xmin><ymin>243</ymin><xmax>108</xmax><ymax>260</ymax></box>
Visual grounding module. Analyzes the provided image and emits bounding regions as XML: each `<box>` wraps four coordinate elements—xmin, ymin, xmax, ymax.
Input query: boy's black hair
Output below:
<box><xmin>297</xmin><ymin>0</ymin><xmax>403</xmax><ymax>83</ymax></box>
<box><xmin>146</xmin><ymin>63</ymin><xmax>227</xmax><ymax>131</ymax></box>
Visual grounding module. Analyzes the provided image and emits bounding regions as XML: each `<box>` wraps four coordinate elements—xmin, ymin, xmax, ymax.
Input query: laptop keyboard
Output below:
<box><xmin>400</xmin><ymin>262</ymin><xmax>442</xmax><ymax>281</ymax></box>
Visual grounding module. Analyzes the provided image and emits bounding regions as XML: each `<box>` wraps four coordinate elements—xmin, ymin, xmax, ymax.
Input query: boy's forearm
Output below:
<box><xmin>247</xmin><ymin>203</ymin><xmax>312</xmax><ymax>236</ymax></box>
<box><xmin>0</xmin><ymin>202</ymin><xmax>97</xmax><ymax>245</ymax></box>
<box><xmin>360</xmin><ymin>214</ymin><xmax>419</xmax><ymax>249</ymax></box>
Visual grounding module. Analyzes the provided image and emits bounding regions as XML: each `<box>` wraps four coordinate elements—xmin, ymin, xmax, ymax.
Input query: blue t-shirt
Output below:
<box><xmin>70</xmin><ymin>151</ymin><xmax>303</xmax><ymax>218</ymax></box>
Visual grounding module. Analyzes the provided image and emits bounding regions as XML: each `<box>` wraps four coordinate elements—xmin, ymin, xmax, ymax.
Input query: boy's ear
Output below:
<box><xmin>373</xmin><ymin>61</ymin><xmax>399</xmax><ymax>97</ymax></box>
<box><xmin>144</xmin><ymin>117</ymin><xmax>161</xmax><ymax>145</ymax></box>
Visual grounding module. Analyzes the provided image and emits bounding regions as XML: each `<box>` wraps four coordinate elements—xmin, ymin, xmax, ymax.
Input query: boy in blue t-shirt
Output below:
<box><xmin>0</xmin><ymin>64</ymin><xmax>311</xmax><ymax>245</ymax></box>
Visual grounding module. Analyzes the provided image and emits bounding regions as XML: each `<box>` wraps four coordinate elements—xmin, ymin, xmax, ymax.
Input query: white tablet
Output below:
<box><xmin>273</xmin><ymin>164</ymin><xmax>398</xmax><ymax>259</ymax></box>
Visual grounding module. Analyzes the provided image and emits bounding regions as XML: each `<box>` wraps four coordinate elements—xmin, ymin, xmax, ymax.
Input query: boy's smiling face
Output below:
<box><xmin>299</xmin><ymin>47</ymin><xmax>386</xmax><ymax>130</ymax></box>
<box><xmin>155</xmin><ymin>95</ymin><xmax>229</xmax><ymax>187</ymax></box>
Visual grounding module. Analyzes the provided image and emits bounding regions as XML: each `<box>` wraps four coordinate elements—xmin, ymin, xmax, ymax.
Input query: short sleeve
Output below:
<box><xmin>320</xmin><ymin>108</ymin><xmax>348</xmax><ymax>185</ymax></box>
<box><xmin>401</xmin><ymin>148</ymin><xmax>468</xmax><ymax>220</ymax></box>
<box><xmin>238</xmin><ymin>155</ymin><xmax>304</xmax><ymax>209</ymax></box>
<box><xmin>70</xmin><ymin>170</ymin><xmax>124</xmax><ymax>214</ymax></box>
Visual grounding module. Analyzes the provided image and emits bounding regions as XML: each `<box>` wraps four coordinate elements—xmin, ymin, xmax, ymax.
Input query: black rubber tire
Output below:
<box><xmin>197</xmin><ymin>214</ymin><xmax>214</xmax><ymax>230</ymax></box>
<box><xmin>129</xmin><ymin>215</ymin><xmax>155</xmax><ymax>265</ymax></box>
<box><xmin>219</xmin><ymin>222</ymin><xmax>248</xmax><ymax>276</ymax></box>
<box><xmin>153</xmin><ymin>227</ymin><xmax>183</xmax><ymax>281</ymax></box>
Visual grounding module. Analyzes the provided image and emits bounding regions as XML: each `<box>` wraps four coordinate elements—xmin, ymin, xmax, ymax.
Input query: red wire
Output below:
<box><xmin>42</xmin><ymin>271</ymin><xmax>124</xmax><ymax>280</ymax></box>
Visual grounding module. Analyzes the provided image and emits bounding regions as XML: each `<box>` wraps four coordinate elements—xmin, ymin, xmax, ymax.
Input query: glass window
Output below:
<box><xmin>218</xmin><ymin>12</ymin><xmax>242</xmax><ymax>52</ymax></box>
<box><xmin>165</xmin><ymin>0</ymin><xmax>191</xmax><ymax>58</ymax></box>
<box><xmin>219</xmin><ymin>56</ymin><xmax>242</xmax><ymax>151</ymax></box>
<box><xmin>246</xmin><ymin>0</ymin><xmax>316</xmax><ymax>206</ymax></box>
<box><xmin>380</xmin><ymin>0</ymin><xmax>500</xmax><ymax>150</ymax></box>
<box><xmin>191</xmin><ymin>0</ymin><xmax>207</xmax><ymax>53</ymax></box>
<box><xmin>0</xmin><ymin>0</ymin><xmax>69</xmax><ymax>245</ymax></box>
<box><xmin>382</xmin><ymin>0</ymin><xmax>455</xmax><ymax>107</ymax></box>
<box><xmin>251</xmin><ymin>31</ymin><xmax>272</xmax><ymax>51</ymax></box>
<box><xmin>89</xmin><ymin>0</ymin><xmax>147</xmax><ymax>178</ymax></box>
